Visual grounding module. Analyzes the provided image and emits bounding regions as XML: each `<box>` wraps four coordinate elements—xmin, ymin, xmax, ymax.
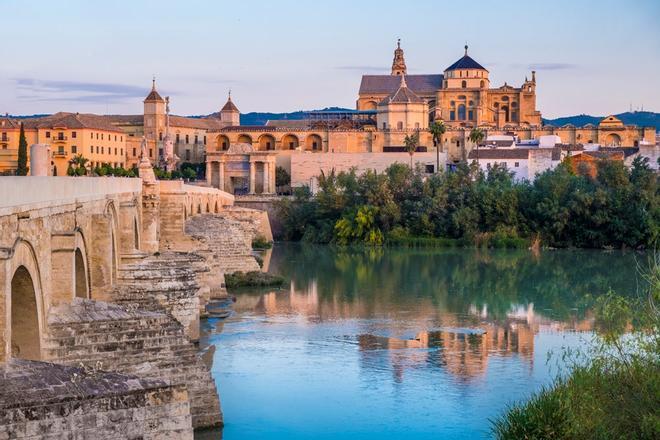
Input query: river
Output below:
<box><xmin>197</xmin><ymin>244</ymin><xmax>641</xmax><ymax>439</ymax></box>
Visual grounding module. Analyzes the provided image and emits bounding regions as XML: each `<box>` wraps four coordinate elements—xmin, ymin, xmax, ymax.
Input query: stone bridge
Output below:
<box><xmin>0</xmin><ymin>169</ymin><xmax>264</xmax><ymax>438</ymax></box>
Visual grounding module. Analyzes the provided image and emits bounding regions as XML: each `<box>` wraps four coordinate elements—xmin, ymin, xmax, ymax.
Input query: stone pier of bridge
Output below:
<box><xmin>0</xmin><ymin>169</ymin><xmax>270</xmax><ymax>437</ymax></box>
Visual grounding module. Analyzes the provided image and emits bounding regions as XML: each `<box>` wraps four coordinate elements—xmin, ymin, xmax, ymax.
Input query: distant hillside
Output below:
<box><xmin>543</xmin><ymin>111</ymin><xmax>659</xmax><ymax>130</ymax></box>
<box><xmin>201</xmin><ymin>107</ymin><xmax>353</xmax><ymax>126</ymax></box>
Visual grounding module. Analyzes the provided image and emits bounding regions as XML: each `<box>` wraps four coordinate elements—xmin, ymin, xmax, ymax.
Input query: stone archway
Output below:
<box><xmin>281</xmin><ymin>134</ymin><xmax>299</xmax><ymax>150</ymax></box>
<box><xmin>237</xmin><ymin>134</ymin><xmax>252</xmax><ymax>145</ymax></box>
<box><xmin>305</xmin><ymin>134</ymin><xmax>323</xmax><ymax>151</ymax></box>
<box><xmin>217</xmin><ymin>135</ymin><xmax>230</xmax><ymax>151</ymax></box>
<box><xmin>259</xmin><ymin>134</ymin><xmax>276</xmax><ymax>151</ymax></box>
<box><xmin>74</xmin><ymin>249</ymin><xmax>88</xmax><ymax>298</ymax></box>
<box><xmin>214</xmin><ymin>200</ymin><xmax>219</xmax><ymax>213</ymax></box>
<box><xmin>605</xmin><ymin>133</ymin><xmax>621</xmax><ymax>146</ymax></box>
<box><xmin>133</xmin><ymin>217</ymin><xmax>140</xmax><ymax>250</ymax></box>
<box><xmin>11</xmin><ymin>265</ymin><xmax>41</xmax><ymax>360</ymax></box>
<box><xmin>206</xmin><ymin>202</ymin><xmax>210</xmax><ymax>213</ymax></box>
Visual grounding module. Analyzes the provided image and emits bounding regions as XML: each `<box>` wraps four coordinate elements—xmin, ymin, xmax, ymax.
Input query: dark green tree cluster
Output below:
<box><xmin>92</xmin><ymin>163</ymin><xmax>137</xmax><ymax>177</ymax></box>
<box><xmin>16</xmin><ymin>123</ymin><xmax>28</xmax><ymax>176</ymax></box>
<box><xmin>277</xmin><ymin>157</ymin><xmax>658</xmax><ymax>249</ymax></box>
<box><xmin>154</xmin><ymin>162</ymin><xmax>197</xmax><ymax>180</ymax></box>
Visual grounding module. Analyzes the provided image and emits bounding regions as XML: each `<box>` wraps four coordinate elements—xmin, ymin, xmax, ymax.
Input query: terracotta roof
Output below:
<box><xmin>579</xmin><ymin>150</ymin><xmax>625</xmax><ymax>160</ymax></box>
<box><xmin>221</xmin><ymin>98</ymin><xmax>239</xmax><ymax>112</ymax></box>
<box><xmin>359</xmin><ymin>74</ymin><xmax>443</xmax><ymax>95</ymax></box>
<box><xmin>21</xmin><ymin>112</ymin><xmax>124</xmax><ymax>132</ymax></box>
<box><xmin>605</xmin><ymin>147</ymin><xmax>639</xmax><ymax>158</ymax></box>
<box><xmin>468</xmin><ymin>148</ymin><xmax>529</xmax><ymax>159</ymax></box>
<box><xmin>0</xmin><ymin>116</ymin><xmax>20</xmax><ymax>129</ymax></box>
<box><xmin>105</xmin><ymin>114</ymin><xmax>144</xmax><ymax>125</ymax></box>
<box><xmin>265</xmin><ymin>120</ymin><xmax>308</xmax><ymax>128</ymax></box>
<box><xmin>168</xmin><ymin>115</ymin><xmax>225</xmax><ymax>130</ymax></box>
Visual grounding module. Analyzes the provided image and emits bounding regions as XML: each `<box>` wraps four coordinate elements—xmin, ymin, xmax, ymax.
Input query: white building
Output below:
<box><xmin>468</xmin><ymin>147</ymin><xmax>561</xmax><ymax>181</ymax></box>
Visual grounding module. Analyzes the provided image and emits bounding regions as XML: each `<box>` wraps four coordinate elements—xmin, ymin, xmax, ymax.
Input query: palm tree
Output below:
<box><xmin>468</xmin><ymin>127</ymin><xmax>486</xmax><ymax>161</ymax></box>
<box><xmin>429</xmin><ymin>120</ymin><xmax>446</xmax><ymax>173</ymax></box>
<box><xmin>404</xmin><ymin>131</ymin><xmax>420</xmax><ymax>169</ymax></box>
<box><xmin>69</xmin><ymin>154</ymin><xmax>89</xmax><ymax>176</ymax></box>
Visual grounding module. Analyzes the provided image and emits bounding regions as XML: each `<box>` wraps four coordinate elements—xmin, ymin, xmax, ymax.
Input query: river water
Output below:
<box><xmin>198</xmin><ymin>244</ymin><xmax>641</xmax><ymax>439</ymax></box>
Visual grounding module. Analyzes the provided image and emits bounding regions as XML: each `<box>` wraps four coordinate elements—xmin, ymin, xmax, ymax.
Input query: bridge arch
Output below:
<box><xmin>104</xmin><ymin>201</ymin><xmax>120</xmax><ymax>285</ymax></box>
<box><xmin>281</xmin><ymin>134</ymin><xmax>299</xmax><ymax>150</ymax></box>
<box><xmin>6</xmin><ymin>239</ymin><xmax>45</xmax><ymax>361</ymax></box>
<box><xmin>74</xmin><ymin>228</ymin><xmax>90</xmax><ymax>299</ymax></box>
<box><xmin>258</xmin><ymin>134</ymin><xmax>276</xmax><ymax>151</ymax></box>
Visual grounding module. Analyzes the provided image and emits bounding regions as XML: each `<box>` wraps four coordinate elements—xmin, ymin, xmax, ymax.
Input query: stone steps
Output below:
<box><xmin>45</xmin><ymin>299</ymin><xmax>222</xmax><ymax>430</ymax></box>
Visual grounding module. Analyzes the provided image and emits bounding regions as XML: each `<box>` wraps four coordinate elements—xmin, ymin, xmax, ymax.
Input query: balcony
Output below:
<box><xmin>0</xmin><ymin>136</ymin><xmax>9</xmax><ymax>143</ymax></box>
<box><xmin>50</xmin><ymin>135</ymin><xmax>68</xmax><ymax>143</ymax></box>
<box><xmin>53</xmin><ymin>149</ymin><xmax>68</xmax><ymax>157</ymax></box>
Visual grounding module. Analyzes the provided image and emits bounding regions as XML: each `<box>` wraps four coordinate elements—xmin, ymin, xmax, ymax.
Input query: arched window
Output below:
<box><xmin>461</xmin><ymin>80</ymin><xmax>467</xmax><ymax>88</ymax></box>
<box><xmin>397</xmin><ymin>121</ymin><xmax>403</xmax><ymax>130</ymax></box>
<box><xmin>468</xmin><ymin>100</ymin><xmax>474</xmax><ymax>106</ymax></box>
<box><xmin>458</xmin><ymin>104</ymin><xmax>466</xmax><ymax>120</ymax></box>
<box><xmin>502</xmin><ymin>96</ymin><xmax>509</xmax><ymax>102</ymax></box>
<box><xmin>480</xmin><ymin>80</ymin><xmax>485</xmax><ymax>88</ymax></box>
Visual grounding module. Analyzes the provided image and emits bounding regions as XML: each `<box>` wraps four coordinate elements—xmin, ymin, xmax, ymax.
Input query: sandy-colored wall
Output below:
<box><xmin>290</xmin><ymin>151</ymin><xmax>446</xmax><ymax>188</ymax></box>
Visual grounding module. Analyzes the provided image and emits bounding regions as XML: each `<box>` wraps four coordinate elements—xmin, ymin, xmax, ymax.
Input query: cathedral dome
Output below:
<box><xmin>444</xmin><ymin>45</ymin><xmax>488</xmax><ymax>72</ymax></box>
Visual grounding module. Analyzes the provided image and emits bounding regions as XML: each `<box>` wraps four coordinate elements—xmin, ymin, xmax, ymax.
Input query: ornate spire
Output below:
<box><xmin>391</xmin><ymin>38</ymin><xmax>407</xmax><ymax>76</ymax></box>
<box><xmin>465</xmin><ymin>43</ymin><xmax>468</xmax><ymax>56</ymax></box>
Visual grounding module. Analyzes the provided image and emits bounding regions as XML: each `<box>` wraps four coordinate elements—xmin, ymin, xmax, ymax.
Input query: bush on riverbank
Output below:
<box><xmin>251</xmin><ymin>235</ymin><xmax>273</xmax><ymax>250</ymax></box>
<box><xmin>225</xmin><ymin>271</ymin><xmax>285</xmax><ymax>288</ymax></box>
<box><xmin>493</xmin><ymin>257</ymin><xmax>660</xmax><ymax>439</ymax></box>
<box><xmin>276</xmin><ymin>158</ymin><xmax>658</xmax><ymax>249</ymax></box>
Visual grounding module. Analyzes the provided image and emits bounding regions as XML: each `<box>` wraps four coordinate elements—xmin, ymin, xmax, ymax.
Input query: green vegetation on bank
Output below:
<box><xmin>276</xmin><ymin>158</ymin><xmax>658</xmax><ymax>249</ymax></box>
<box><xmin>251</xmin><ymin>235</ymin><xmax>273</xmax><ymax>250</ymax></box>
<box><xmin>492</xmin><ymin>256</ymin><xmax>660</xmax><ymax>439</ymax></box>
<box><xmin>225</xmin><ymin>271</ymin><xmax>285</xmax><ymax>288</ymax></box>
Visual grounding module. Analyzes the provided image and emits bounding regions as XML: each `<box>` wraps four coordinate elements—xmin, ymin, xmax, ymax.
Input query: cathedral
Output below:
<box><xmin>357</xmin><ymin>40</ymin><xmax>542</xmax><ymax>128</ymax></box>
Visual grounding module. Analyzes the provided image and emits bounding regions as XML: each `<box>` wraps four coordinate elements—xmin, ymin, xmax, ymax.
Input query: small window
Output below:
<box><xmin>72</xmin><ymin>145</ymin><xmax>77</xmax><ymax>154</ymax></box>
<box><xmin>397</xmin><ymin>121</ymin><xmax>403</xmax><ymax>130</ymax></box>
<box><xmin>480</xmin><ymin>80</ymin><xmax>485</xmax><ymax>88</ymax></box>
<box><xmin>133</xmin><ymin>148</ymin><xmax>136</xmax><ymax>156</ymax></box>
<box><xmin>461</xmin><ymin>80</ymin><xmax>467</xmax><ymax>88</ymax></box>
<box><xmin>72</xmin><ymin>131</ymin><xmax>77</xmax><ymax>138</ymax></box>
<box><xmin>450</xmin><ymin>111</ymin><xmax>456</xmax><ymax>121</ymax></box>
<box><xmin>46</xmin><ymin>131</ymin><xmax>50</xmax><ymax>138</ymax></box>
<box><xmin>96</xmin><ymin>146</ymin><xmax>99</xmax><ymax>154</ymax></box>
<box><xmin>194</xmin><ymin>135</ymin><xmax>198</xmax><ymax>144</ymax></box>
<box><xmin>204</xmin><ymin>135</ymin><xmax>207</xmax><ymax>144</ymax></box>
<box><xmin>91</xmin><ymin>132</ymin><xmax>94</xmax><ymax>139</ymax></box>
<box><xmin>176</xmin><ymin>134</ymin><xmax>180</xmax><ymax>143</ymax></box>
<box><xmin>468</xmin><ymin>110</ymin><xmax>474</xmax><ymax>120</ymax></box>
<box><xmin>96</xmin><ymin>133</ymin><xmax>99</xmax><ymax>140</ymax></box>
<box><xmin>149</xmin><ymin>149</ymin><xmax>153</xmax><ymax>158</ymax></box>
<box><xmin>120</xmin><ymin>148</ymin><xmax>123</xmax><ymax>155</ymax></box>
<box><xmin>185</xmin><ymin>150</ymin><xmax>191</xmax><ymax>160</ymax></box>
<box><xmin>114</xmin><ymin>148</ymin><xmax>117</xmax><ymax>155</ymax></box>
<box><xmin>450</xmin><ymin>101</ymin><xmax>455</xmax><ymax>106</ymax></box>
<box><xmin>222</xmin><ymin>141</ymin><xmax>228</xmax><ymax>150</ymax></box>
<box><xmin>58</xmin><ymin>146</ymin><xmax>64</xmax><ymax>154</ymax></box>
<box><xmin>159</xmin><ymin>132</ymin><xmax>163</xmax><ymax>141</ymax></box>
<box><xmin>514</xmin><ymin>162</ymin><xmax>519</xmax><ymax>168</ymax></box>
<box><xmin>468</xmin><ymin>100</ymin><xmax>474</xmax><ymax>106</ymax></box>
<box><xmin>511</xmin><ymin>102</ymin><xmax>518</xmax><ymax>108</ymax></box>
<box><xmin>90</xmin><ymin>146</ymin><xmax>94</xmax><ymax>154</ymax></box>
<box><xmin>101</xmin><ymin>147</ymin><xmax>104</xmax><ymax>154</ymax></box>
<box><xmin>382</xmin><ymin>122</ymin><xmax>387</xmax><ymax>130</ymax></box>
<box><xmin>185</xmin><ymin>134</ymin><xmax>189</xmax><ymax>144</ymax></box>
<box><xmin>101</xmin><ymin>134</ymin><xmax>104</xmax><ymax>140</ymax></box>
<box><xmin>159</xmin><ymin>148</ymin><xmax>163</xmax><ymax>157</ymax></box>
<box><xmin>425</xmin><ymin>164</ymin><xmax>434</xmax><ymax>173</ymax></box>
<box><xmin>502</xmin><ymin>96</ymin><xmax>509</xmax><ymax>102</ymax></box>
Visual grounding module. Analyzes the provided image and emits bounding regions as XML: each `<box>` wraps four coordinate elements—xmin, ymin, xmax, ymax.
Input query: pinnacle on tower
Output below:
<box><xmin>391</xmin><ymin>38</ymin><xmax>407</xmax><ymax>76</ymax></box>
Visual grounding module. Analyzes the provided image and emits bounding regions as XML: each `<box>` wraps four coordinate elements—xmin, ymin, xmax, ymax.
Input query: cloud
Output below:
<box><xmin>335</xmin><ymin>65</ymin><xmax>386</xmax><ymax>72</ymax></box>
<box><xmin>14</xmin><ymin>78</ymin><xmax>151</xmax><ymax>103</ymax></box>
<box><xmin>527</xmin><ymin>63</ymin><xmax>578</xmax><ymax>71</ymax></box>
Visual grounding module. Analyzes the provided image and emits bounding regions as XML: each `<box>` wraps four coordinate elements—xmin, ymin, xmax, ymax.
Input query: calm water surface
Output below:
<box><xmin>198</xmin><ymin>245</ymin><xmax>640</xmax><ymax>439</ymax></box>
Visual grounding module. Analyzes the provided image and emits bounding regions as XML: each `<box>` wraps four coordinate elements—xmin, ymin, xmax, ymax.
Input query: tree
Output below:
<box><xmin>16</xmin><ymin>123</ymin><xmax>28</xmax><ymax>175</ymax></box>
<box><xmin>182</xmin><ymin>167</ymin><xmax>197</xmax><ymax>181</ymax></box>
<box><xmin>275</xmin><ymin>166</ymin><xmax>291</xmax><ymax>193</ymax></box>
<box><xmin>68</xmin><ymin>154</ymin><xmax>89</xmax><ymax>176</ymax></box>
<box><xmin>468</xmin><ymin>127</ymin><xmax>485</xmax><ymax>161</ymax></box>
<box><xmin>403</xmin><ymin>131</ymin><xmax>420</xmax><ymax>169</ymax></box>
<box><xmin>429</xmin><ymin>120</ymin><xmax>446</xmax><ymax>173</ymax></box>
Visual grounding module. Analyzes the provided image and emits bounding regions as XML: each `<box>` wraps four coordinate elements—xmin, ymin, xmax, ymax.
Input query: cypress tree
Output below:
<box><xmin>16</xmin><ymin>122</ymin><xmax>28</xmax><ymax>176</ymax></box>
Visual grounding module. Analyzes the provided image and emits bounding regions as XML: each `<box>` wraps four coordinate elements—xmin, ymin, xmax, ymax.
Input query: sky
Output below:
<box><xmin>1</xmin><ymin>0</ymin><xmax>659</xmax><ymax>118</ymax></box>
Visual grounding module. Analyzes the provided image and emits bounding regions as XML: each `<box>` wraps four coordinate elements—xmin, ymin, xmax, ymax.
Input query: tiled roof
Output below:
<box><xmin>379</xmin><ymin>75</ymin><xmax>425</xmax><ymax>105</ymax></box>
<box><xmin>0</xmin><ymin>116</ymin><xmax>20</xmax><ymax>129</ymax></box>
<box><xmin>21</xmin><ymin>112</ymin><xmax>124</xmax><ymax>132</ymax></box>
<box><xmin>265</xmin><ymin>120</ymin><xmax>308</xmax><ymax>128</ymax></box>
<box><xmin>551</xmin><ymin>147</ymin><xmax>562</xmax><ymax>161</ymax></box>
<box><xmin>581</xmin><ymin>150</ymin><xmax>625</xmax><ymax>160</ymax></box>
<box><xmin>168</xmin><ymin>115</ymin><xmax>225</xmax><ymax>130</ymax></box>
<box><xmin>144</xmin><ymin>89</ymin><xmax>164</xmax><ymax>102</ymax></box>
<box><xmin>221</xmin><ymin>98</ymin><xmax>239</xmax><ymax>112</ymax></box>
<box><xmin>105</xmin><ymin>114</ymin><xmax>144</xmax><ymax>125</ymax></box>
<box><xmin>445</xmin><ymin>55</ymin><xmax>487</xmax><ymax>72</ymax></box>
<box><xmin>468</xmin><ymin>148</ymin><xmax>529</xmax><ymax>159</ymax></box>
<box><xmin>359</xmin><ymin>74</ymin><xmax>443</xmax><ymax>95</ymax></box>
<box><xmin>481</xmin><ymin>140</ymin><xmax>515</xmax><ymax>148</ymax></box>
<box><xmin>605</xmin><ymin>147</ymin><xmax>639</xmax><ymax>158</ymax></box>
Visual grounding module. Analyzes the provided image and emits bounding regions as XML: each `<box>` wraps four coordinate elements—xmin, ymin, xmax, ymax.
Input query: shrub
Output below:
<box><xmin>225</xmin><ymin>271</ymin><xmax>285</xmax><ymax>288</ymax></box>
<box><xmin>252</xmin><ymin>235</ymin><xmax>273</xmax><ymax>249</ymax></box>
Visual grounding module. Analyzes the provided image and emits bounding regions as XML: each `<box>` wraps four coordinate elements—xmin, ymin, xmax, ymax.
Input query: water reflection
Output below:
<box><xmin>202</xmin><ymin>245</ymin><xmax>641</xmax><ymax>439</ymax></box>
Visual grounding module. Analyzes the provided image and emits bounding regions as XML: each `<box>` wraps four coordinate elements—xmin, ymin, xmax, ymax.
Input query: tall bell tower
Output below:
<box><xmin>391</xmin><ymin>39</ymin><xmax>407</xmax><ymax>76</ymax></box>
